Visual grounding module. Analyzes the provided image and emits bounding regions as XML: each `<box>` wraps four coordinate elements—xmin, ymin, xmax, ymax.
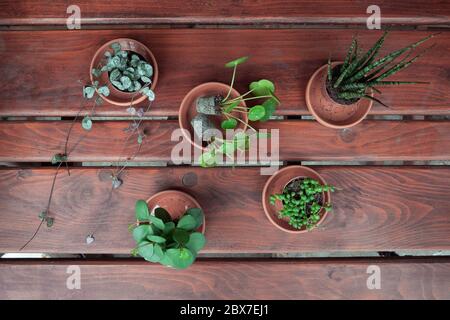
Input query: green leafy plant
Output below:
<box><xmin>327</xmin><ymin>32</ymin><xmax>436</xmax><ymax>107</ymax></box>
<box><xmin>270</xmin><ymin>178</ymin><xmax>336</xmax><ymax>230</ymax></box>
<box><xmin>194</xmin><ymin>57</ymin><xmax>279</xmax><ymax>167</ymax></box>
<box><xmin>130</xmin><ymin>200</ymin><xmax>206</xmax><ymax>269</ymax></box>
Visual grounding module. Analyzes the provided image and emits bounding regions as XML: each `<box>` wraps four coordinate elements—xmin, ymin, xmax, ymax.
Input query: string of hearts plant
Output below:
<box><xmin>197</xmin><ymin>56</ymin><xmax>280</xmax><ymax>167</ymax></box>
<box><xmin>20</xmin><ymin>41</ymin><xmax>156</xmax><ymax>249</ymax></box>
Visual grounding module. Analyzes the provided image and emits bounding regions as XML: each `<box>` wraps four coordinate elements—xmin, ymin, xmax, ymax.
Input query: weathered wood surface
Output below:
<box><xmin>0</xmin><ymin>0</ymin><xmax>449</xmax><ymax>26</ymax></box>
<box><xmin>0</xmin><ymin>120</ymin><xmax>448</xmax><ymax>162</ymax></box>
<box><xmin>0</xmin><ymin>30</ymin><xmax>448</xmax><ymax>117</ymax></box>
<box><xmin>1</xmin><ymin>258</ymin><xmax>449</xmax><ymax>299</ymax></box>
<box><xmin>0</xmin><ymin>166</ymin><xmax>448</xmax><ymax>253</ymax></box>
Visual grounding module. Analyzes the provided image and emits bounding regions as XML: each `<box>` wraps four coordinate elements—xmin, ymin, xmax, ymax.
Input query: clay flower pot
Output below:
<box><xmin>306</xmin><ymin>62</ymin><xmax>373</xmax><ymax>129</ymax></box>
<box><xmin>146</xmin><ymin>190</ymin><xmax>205</xmax><ymax>234</ymax></box>
<box><xmin>90</xmin><ymin>38</ymin><xmax>158</xmax><ymax>107</ymax></box>
<box><xmin>179</xmin><ymin>82</ymin><xmax>248</xmax><ymax>150</ymax></box>
<box><xmin>262</xmin><ymin>166</ymin><xmax>331</xmax><ymax>233</ymax></box>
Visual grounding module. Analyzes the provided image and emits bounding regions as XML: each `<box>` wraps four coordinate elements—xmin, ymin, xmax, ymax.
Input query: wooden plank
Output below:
<box><xmin>0</xmin><ymin>166</ymin><xmax>449</xmax><ymax>253</ymax></box>
<box><xmin>1</xmin><ymin>258</ymin><xmax>449</xmax><ymax>299</ymax></box>
<box><xmin>0</xmin><ymin>29</ymin><xmax>449</xmax><ymax>117</ymax></box>
<box><xmin>0</xmin><ymin>0</ymin><xmax>449</xmax><ymax>26</ymax></box>
<box><xmin>0</xmin><ymin>120</ymin><xmax>449</xmax><ymax>162</ymax></box>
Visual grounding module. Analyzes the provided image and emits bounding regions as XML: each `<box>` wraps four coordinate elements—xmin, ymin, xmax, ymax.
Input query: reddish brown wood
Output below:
<box><xmin>0</xmin><ymin>0</ymin><xmax>449</xmax><ymax>26</ymax></box>
<box><xmin>0</xmin><ymin>166</ymin><xmax>448</xmax><ymax>253</ymax></box>
<box><xmin>0</xmin><ymin>120</ymin><xmax>448</xmax><ymax>162</ymax></box>
<box><xmin>1</xmin><ymin>258</ymin><xmax>449</xmax><ymax>299</ymax></box>
<box><xmin>0</xmin><ymin>30</ymin><xmax>448</xmax><ymax>117</ymax></box>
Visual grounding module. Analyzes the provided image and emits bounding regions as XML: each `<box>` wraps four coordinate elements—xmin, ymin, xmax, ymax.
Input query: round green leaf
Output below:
<box><xmin>221</xmin><ymin>118</ymin><xmax>237</xmax><ymax>130</ymax></box>
<box><xmin>133</xmin><ymin>225</ymin><xmax>151</xmax><ymax>243</ymax></box>
<box><xmin>166</xmin><ymin>248</ymin><xmax>195</xmax><ymax>269</ymax></box>
<box><xmin>173</xmin><ymin>228</ymin><xmax>190</xmax><ymax>245</ymax></box>
<box><xmin>186</xmin><ymin>232</ymin><xmax>206</xmax><ymax>253</ymax></box>
<box><xmin>249</xmin><ymin>79</ymin><xmax>275</xmax><ymax>96</ymax></box>
<box><xmin>137</xmin><ymin>242</ymin><xmax>154</xmax><ymax>262</ymax></box>
<box><xmin>177</xmin><ymin>215</ymin><xmax>197</xmax><ymax>231</ymax></box>
<box><xmin>153</xmin><ymin>244</ymin><xmax>164</xmax><ymax>262</ymax></box>
<box><xmin>185</xmin><ymin>208</ymin><xmax>204</xmax><ymax>229</ymax></box>
<box><xmin>141</xmin><ymin>76</ymin><xmax>151</xmax><ymax>83</ymax></box>
<box><xmin>148</xmin><ymin>215</ymin><xmax>165</xmax><ymax>230</ymax></box>
<box><xmin>154</xmin><ymin>207</ymin><xmax>172</xmax><ymax>223</ymax></box>
<box><xmin>225</xmin><ymin>56</ymin><xmax>249</xmax><ymax>68</ymax></box>
<box><xmin>109</xmin><ymin>69</ymin><xmax>121</xmax><ymax>81</ymax></box>
<box><xmin>248</xmin><ymin>105</ymin><xmax>266</xmax><ymax>121</ymax></box>
<box><xmin>120</xmin><ymin>76</ymin><xmax>131</xmax><ymax>89</ymax></box>
<box><xmin>147</xmin><ymin>235</ymin><xmax>166</xmax><ymax>244</ymax></box>
<box><xmin>135</xmin><ymin>200</ymin><xmax>149</xmax><ymax>221</ymax></box>
<box><xmin>260</xmin><ymin>98</ymin><xmax>278</xmax><ymax>121</ymax></box>
<box><xmin>143</xmin><ymin>64</ymin><xmax>153</xmax><ymax>77</ymax></box>
<box><xmin>82</xmin><ymin>116</ymin><xmax>92</xmax><ymax>131</ymax></box>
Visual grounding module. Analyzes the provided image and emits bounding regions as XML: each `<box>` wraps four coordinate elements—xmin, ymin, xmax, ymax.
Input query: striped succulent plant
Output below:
<box><xmin>327</xmin><ymin>32</ymin><xmax>437</xmax><ymax>107</ymax></box>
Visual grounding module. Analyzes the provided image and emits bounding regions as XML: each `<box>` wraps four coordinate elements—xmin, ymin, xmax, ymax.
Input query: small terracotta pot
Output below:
<box><xmin>306</xmin><ymin>62</ymin><xmax>373</xmax><ymax>129</ymax></box>
<box><xmin>179</xmin><ymin>82</ymin><xmax>248</xmax><ymax>150</ymax></box>
<box><xmin>146</xmin><ymin>190</ymin><xmax>205</xmax><ymax>234</ymax></box>
<box><xmin>262</xmin><ymin>166</ymin><xmax>331</xmax><ymax>233</ymax></box>
<box><xmin>90</xmin><ymin>38</ymin><xmax>158</xmax><ymax>107</ymax></box>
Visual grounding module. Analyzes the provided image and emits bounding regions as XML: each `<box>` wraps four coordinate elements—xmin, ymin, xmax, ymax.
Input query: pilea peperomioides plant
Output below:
<box><xmin>270</xmin><ymin>178</ymin><xmax>336</xmax><ymax>230</ymax></box>
<box><xmin>130</xmin><ymin>200</ymin><xmax>206</xmax><ymax>269</ymax></box>
<box><xmin>327</xmin><ymin>31</ymin><xmax>436</xmax><ymax>107</ymax></box>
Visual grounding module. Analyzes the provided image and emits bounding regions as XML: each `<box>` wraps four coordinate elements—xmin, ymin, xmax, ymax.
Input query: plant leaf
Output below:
<box><xmin>147</xmin><ymin>235</ymin><xmax>166</xmax><ymax>244</ymax></box>
<box><xmin>225</xmin><ymin>56</ymin><xmax>249</xmax><ymax>68</ymax></box>
<box><xmin>221</xmin><ymin>118</ymin><xmax>238</xmax><ymax>130</ymax></box>
<box><xmin>154</xmin><ymin>207</ymin><xmax>172</xmax><ymax>223</ymax></box>
<box><xmin>83</xmin><ymin>86</ymin><xmax>95</xmax><ymax>99</ymax></box>
<box><xmin>186</xmin><ymin>208</ymin><xmax>204</xmax><ymax>229</ymax></box>
<box><xmin>165</xmin><ymin>248</ymin><xmax>195</xmax><ymax>269</ymax></box>
<box><xmin>249</xmin><ymin>79</ymin><xmax>275</xmax><ymax>96</ymax></box>
<box><xmin>148</xmin><ymin>215</ymin><xmax>165</xmax><ymax>230</ymax></box>
<box><xmin>135</xmin><ymin>200</ymin><xmax>150</xmax><ymax>221</ymax></box>
<box><xmin>137</xmin><ymin>241</ymin><xmax>154</xmax><ymax>262</ymax></box>
<box><xmin>248</xmin><ymin>105</ymin><xmax>265</xmax><ymax>121</ymax></box>
<box><xmin>173</xmin><ymin>228</ymin><xmax>190</xmax><ymax>245</ymax></box>
<box><xmin>81</xmin><ymin>116</ymin><xmax>92</xmax><ymax>131</ymax></box>
<box><xmin>177</xmin><ymin>215</ymin><xmax>197</xmax><ymax>231</ymax></box>
<box><xmin>133</xmin><ymin>225</ymin><xmax>151</xmax><ymax>243</ymax></box>
<box><xmin>186</xmin><ymin>232</ymin><xmax>206</xmax><ymax>253</ymax></box>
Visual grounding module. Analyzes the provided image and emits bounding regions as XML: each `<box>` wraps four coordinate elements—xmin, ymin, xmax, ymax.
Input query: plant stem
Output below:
<box><xmin>225</xmin><ymin>88</ymin><xmax>255</xmax><ymax>102</ymax></box>
<box><xmin>223</xmin><ymin>65</ymin><xmax>237</xmax><ymax>102</ymax></box>
<box><xmin>20</xmin><ymin>162</ymin><xmax>62</xmax><ymax>251</ymax></box>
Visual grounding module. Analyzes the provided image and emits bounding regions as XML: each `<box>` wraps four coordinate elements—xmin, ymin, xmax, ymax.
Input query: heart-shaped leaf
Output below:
<box><xmin>166</xmin><ymin>248</ymin><xmax>195</xmax><ymax>269</ymax></box>
<box><xmin>163</xmin><ymin>221</ymin><xmax>175</xmax><ymax>235</ymax></box>
<box><xmin>83</xmin><ymin>86</ymin><xmax>95</xmax><ymax>99</ymax></box>
<box><xmin>177</xmin><ymin>215</ymin><xmax>197</xmax><ymax>231</ymax></box>
<box><xmin>132</xmin><ymin>225</ymin><xmax>151</xmax><ymax>243</ymax></box>
<box><xmin>148</xmin><ymin>215</ymin><xmax>165</xmax><ymax>230</ymax></box>
<box><xmin>248</xmin><ymin>105</ymin><xmax>266</xmax><ymax>121</ymax></box>
<box><xmin>82</xmin><ymin>116</ymin><xmax>93</xmax><ymax>131</ymax></box>
<box><xmin>173</xmin><ymin>228</ymin><xmax>190</xmax><ymax>245</ymax></box>
<box><xmin>138</xmin><ymin>242</ymin><xmax>154</xmax><ymax>262</ymax></box>
<box><xmin>147</xmin><ymin>235</ymin><xmax>166</xmax><ymax>244</ymax></box>
<box><xmin>135</xmin><ymin>200</ymin><xmax>150</xmax><ymax>221</ymax></box>
<box><xmin>221</xmin><ymin>118</ymin><xmax>237</xmax><ymax>130</ymax></box>
<box><xmin>225</xmin><ymin>56</ymin><xmax>249</xmax><ymax>68</ymax></box>
<box><xmin>186</xmin><ymin>232</ymin><xmax>206</xmax><ymax>253</ymax></box>
<box><xmin>185</xmin><ymin>208</ymin><xmax>204</xmax><ymax>229</ymax></box>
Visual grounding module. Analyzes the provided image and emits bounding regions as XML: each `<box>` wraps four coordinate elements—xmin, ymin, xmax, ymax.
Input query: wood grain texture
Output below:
<box><xmin>0</xmin><ymin>29</ymin><xmax>448</xmax><ymax>117</ymax></box>
<box><xmin>0</xmin><ymin>0</ymin><xmax>449</xmax><ymax>26</ymax></box>
<box><xmin>0</xmin><ymin>120</ymin><xmax>449</xmax><ymax>162</ymax></box>
<box><xmin>1</xmin><ymin>258</ymin><xmax>449</xmax><ymax>299</ymax></box>
<box><xmin>0</xmin><ymin>166</ymin><xmax>449</xmax><ymax>253</ymax></box>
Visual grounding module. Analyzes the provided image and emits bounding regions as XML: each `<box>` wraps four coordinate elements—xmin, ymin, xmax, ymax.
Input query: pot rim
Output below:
<box><xmin>305</xmin><ymin>61</ymin><xmax>373</xmax><ymax>129</ymax></box>
<box><xmin>146</xmin><ymin>190</ymin><xmax>206</xmax><ymax>234</ymax></box>
<box><xmin>89</xmin><ymin>38</ymin><xmax>159</xmax><ymax>107</ymax></box>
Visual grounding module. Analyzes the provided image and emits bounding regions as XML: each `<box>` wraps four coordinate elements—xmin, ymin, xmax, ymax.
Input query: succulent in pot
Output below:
<box><xmin>129</xmin><ymin>191</ymin><xmax>206</xmax><ymax>269</ymax></box>
<box><xmin>262</xmin><ymin>166</ymin><xmax>337</xmax><ymax>233</ymax></box>
<box><xmin>306</xmin><ymin>32</ymin><xmax>436</xmax><ymax>128</ymax></box>
<box><xmin>179</xmin><ymin>56</ymin><xmax>280</xmax><ymax>167</ymax></box>
<box><xmin>86</xmin><ymin>38</ymin><xmax>158</xmax><ymax>107</ymax></box>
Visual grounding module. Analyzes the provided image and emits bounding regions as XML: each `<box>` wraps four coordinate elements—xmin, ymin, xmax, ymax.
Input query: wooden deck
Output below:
<box><xmin>0</xmin><ymin>0</ymin><xmax>449</xmax><ymax>300</ymax></box>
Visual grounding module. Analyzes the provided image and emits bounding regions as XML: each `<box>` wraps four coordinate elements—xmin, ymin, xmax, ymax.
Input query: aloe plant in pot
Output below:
<box><xmin>306</xmin><ymin>32</ymin><xmax>436</xmax><ymax>129</ymax></box>
<box><xmin>179</xmin><ymin>56</ymin><xmax>280</xmax><ymax>167</ymax></box>
<box><xmin>129</xmin><ymin>191</ymin><xmax>206</xmax><ymax>269</ymax></box>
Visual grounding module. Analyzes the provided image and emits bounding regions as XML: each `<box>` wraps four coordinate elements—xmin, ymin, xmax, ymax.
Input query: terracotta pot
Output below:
<box><xmin>146</xmin><ymin>190</ymin><xmax>205</xmax><ymax>234</ymax></box>
<box><xmin>90</xmin><ymin>38</ymin><xmax>158</xmax><ymax>107</ymax></box>
<box><xmin>262</xmin><ymin>166</ymin><xmax>331</xmax><ymax>233</ymax></box>
<box><xmin>179</xmin><ymin>82</ymin><xmax>248</xmax><ymax>150</ymax></box>
<box><xmin>306</xmin><ymin>62</ymin><xmax>373</xmax><ymax>129</ymax></box>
